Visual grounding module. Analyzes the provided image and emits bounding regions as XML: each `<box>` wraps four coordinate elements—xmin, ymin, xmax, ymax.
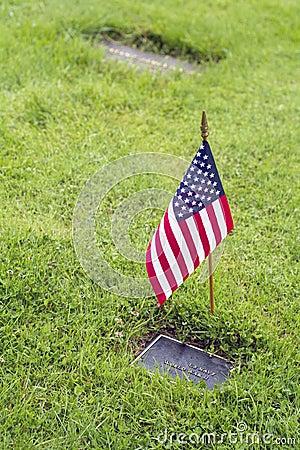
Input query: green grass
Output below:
<box><xmin>0</xmin><ymin>0</ymin><xmax>299</xmax><ymax>448</ymax></box>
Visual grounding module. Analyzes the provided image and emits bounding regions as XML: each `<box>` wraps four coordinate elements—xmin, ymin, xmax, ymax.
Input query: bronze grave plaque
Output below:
<box><xmin>136</xmin><ymin>335</ymin><xmax>231</xmax><ymax>390</ymax></box>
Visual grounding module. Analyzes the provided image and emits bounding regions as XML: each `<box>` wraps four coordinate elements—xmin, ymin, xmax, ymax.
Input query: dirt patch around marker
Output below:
<box><xmin>84</xmin><ymin>27</ymin><xmax>226</xmax><ymax>73</ymax></box>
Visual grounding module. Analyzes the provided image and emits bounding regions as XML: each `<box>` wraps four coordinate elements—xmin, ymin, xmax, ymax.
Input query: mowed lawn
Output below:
<box><xmin>0</xmin><ymin>0</ymin><xmax>299</xmax><ymax>448</ymax></box>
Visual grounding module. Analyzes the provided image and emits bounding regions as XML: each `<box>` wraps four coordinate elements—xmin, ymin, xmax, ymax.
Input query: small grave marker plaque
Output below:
<box><xmin>136</xmin><ymin>335</ymin><xmax>231</xmax><ymax>390</ymax></box>
<box><xmin>103</xmin><ymin>41</ymin><xmax>201</xmax><ymax>74</ymax></box>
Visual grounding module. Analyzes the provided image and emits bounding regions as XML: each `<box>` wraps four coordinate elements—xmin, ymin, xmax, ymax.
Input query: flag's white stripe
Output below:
<box><xmin>167</xmin><ymin>202</ymin><xmax>194</xmax><ymax>275</ymax></box>
<box><xmin>159</xmin><ymin>215</ymin><xmax>183</xmax><ymax>286</ymax></box>
<box><xmin>212</xmin><ymin>198</ymin><xmax>227</xmax><ymax>240</ymax></box>
<box><xmin>185</xmin><ymin>214</ymin><xmax>206</xmax><ymax>264</ymax></box>
<box><xmin>200</xmin><ymin>208</ymin><xmax>216</xmax><ymax>253</ymax></box>
<box><xmin>150</xmin><ymin>228</ymin><xmax>172</xmax><ymax>297</ymax></box>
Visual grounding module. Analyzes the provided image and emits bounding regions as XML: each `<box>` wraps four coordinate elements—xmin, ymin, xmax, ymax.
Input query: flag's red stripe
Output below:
<box><xmin>155</xmin><ymin>224</ymin><xmax>178</xmax><ymax>292</ymax></box>
<box><xmin>164</xmin><ymin>211</ymin><xmax>189</xmax><ymax>281</ymax></box>
<box><xmin>146</xmin><ymin>240</ymin><xmax>166</xmax><ymax>304</ymax></box>
<box><xmin>219</xmin><ymin>195</ymin><xmax>234</xmax><ymax>233</ymax></box>
<box><xmin>179</xmin><ymin>220</ymin><xmax>200</xmax><ymax>270</ymax></box>
<box><xmin>156</xmin><ymin>291</ymin><xmax>167</xmax><ymax>306</ymax></box>
<box><xmin>206</xmin><ymin>203</ymin><xmax>222</xmax><ymax>246</ymax></box>
<box><xmin>193</xmin><ymin>213</ymin><xmax>210</xmax><ymax>257</ymax></box>
<box><xmin>145</xmin><ymin>241</ymin><xmax>155</xmax><ymax>277</ymax></box>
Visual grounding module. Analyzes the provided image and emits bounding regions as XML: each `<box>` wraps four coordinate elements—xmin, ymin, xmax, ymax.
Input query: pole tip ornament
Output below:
<box><xmin>200</xmin><ymin>110</ymin><xmax>209</xmax><ymax>140</ymax></box>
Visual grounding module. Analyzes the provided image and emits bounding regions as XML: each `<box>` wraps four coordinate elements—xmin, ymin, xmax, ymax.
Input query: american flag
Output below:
<box><xmin>146</xmin><ymin>140</ymin><xmax>233</xmax><ymax>306</ymax></box>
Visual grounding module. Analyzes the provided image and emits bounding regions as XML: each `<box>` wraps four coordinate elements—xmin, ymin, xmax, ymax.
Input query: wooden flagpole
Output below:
<box><xmin>200</xmin><ymin>110</ymin><xmax>215</xmax><ymax>315</ymax></box>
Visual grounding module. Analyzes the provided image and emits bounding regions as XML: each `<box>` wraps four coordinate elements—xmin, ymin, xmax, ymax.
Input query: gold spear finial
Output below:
<box><xmin>200</xmin><ymin>110</ymin><xmax>209</xmax><ymax>140</ymax></box>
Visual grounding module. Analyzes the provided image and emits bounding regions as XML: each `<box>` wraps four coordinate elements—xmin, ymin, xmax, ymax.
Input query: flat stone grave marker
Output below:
<box><xmin>103</xmin><ymin>41</ymin><xmax>202</xmax><ymax>74</ymax></box>
<box><xmin>136</xmin><ymin>335</ymin><xmax>232</xmax><ymax>390</ymax></box>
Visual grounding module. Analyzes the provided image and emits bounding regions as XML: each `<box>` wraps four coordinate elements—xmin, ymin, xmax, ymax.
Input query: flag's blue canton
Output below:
<box><xmin>173</xmin><ymin>140</ymin><xmax>225</xmax><ymax>223</ymax></box>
